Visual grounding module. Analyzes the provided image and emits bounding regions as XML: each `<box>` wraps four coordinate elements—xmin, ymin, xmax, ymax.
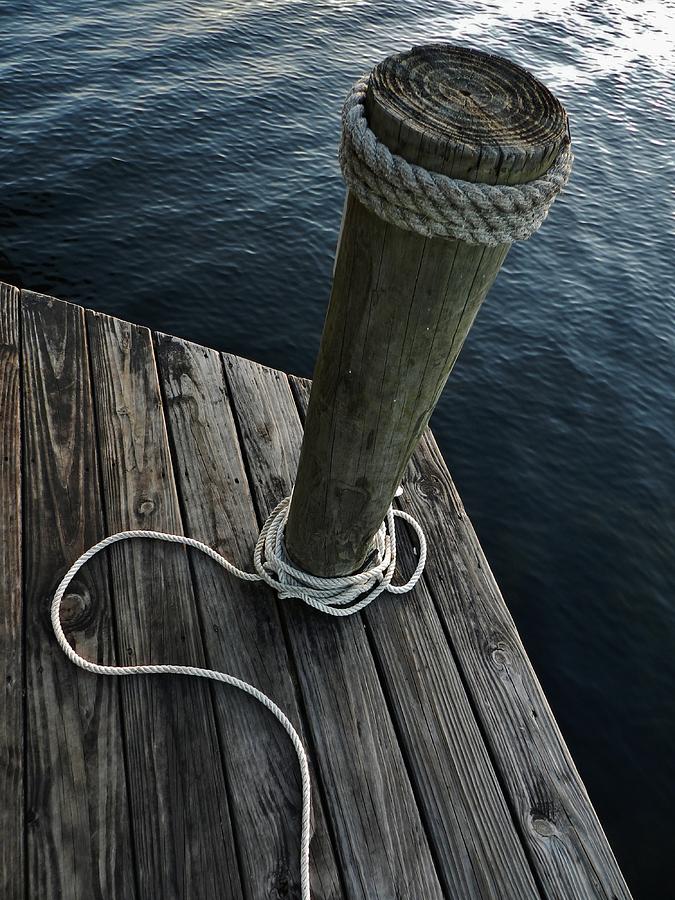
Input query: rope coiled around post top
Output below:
<box><xmin>339</xmin><ymin>75</ymin><xmax>574</xmax><ymax>244</ymax></box>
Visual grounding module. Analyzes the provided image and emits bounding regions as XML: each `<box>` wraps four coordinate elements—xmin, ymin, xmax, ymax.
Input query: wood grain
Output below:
<box><xmin>3</xmin><ymin>281</ymin><xmax>631</xmax><ymax>900</ymax></box>
<box><xmin>0</xmin><ymin>284</ymin><xmax>22</xmax><ymax>900</ymax></box>
<box><xmin>290</xmin><ymin>374</ymin><xmax>541</xmax><ymax>899</ymax></box>
<box><xmin>86</xmin><ymin>311</ymin><xmax>243</xmax><ymax>900</ymax></box>
<box><xmin>224</xmin><ymin>352</ymin><xmax>446</xmax><ymax>900</ymax></box>
<box><xmin>366</xmin><ymin>44</ymin><xmax>568</xmax><ymax>183</ymax></box>
<box><xmin>285</xmin><ymin>44</ymin><xmax>571</xmax><ymax>576</ymax></box>
<box><xmin>21</xmin><ymin>291</ymin><xmax>136</xmax><ymax>899</ymax></box>
<box><xmin>154</xmin><ymin>331</ymin><xmax>343</xmax><ymax>900</ymax></box>
<box><xmin>401</xmin><ymin>429</ymin><xmax>633</xmax><ymax>899</ymax></box>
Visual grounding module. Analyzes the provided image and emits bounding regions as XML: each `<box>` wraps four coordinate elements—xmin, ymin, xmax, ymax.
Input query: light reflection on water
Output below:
<box><xmin>2</xmin><ymin>1</ymin><xmax>674</xmax><ymax>895</ymax></box>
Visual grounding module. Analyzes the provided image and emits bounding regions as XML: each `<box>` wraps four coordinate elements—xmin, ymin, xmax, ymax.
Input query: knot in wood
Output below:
<box><xmin>531</xmin><ymin>813</ymin><xmax>557</xmax><ymax>837</ymax></box>
<box><xmin>59</xmin><ymin>588</ymin><xmax>94</xmax><ymax>631</ymax></box>
<box><xmin>491</xmin><ymin>647</ymin><xmax>509</xmax><ymax>668</ymax></box>
<box><xmin>136</xmin><ymin>496</ymin><xmax>156</xmax><ymax>517</ymax></box>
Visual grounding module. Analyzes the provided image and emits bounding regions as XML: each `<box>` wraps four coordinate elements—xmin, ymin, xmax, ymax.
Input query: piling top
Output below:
<box><xmin>366</xmin><ymin>44</ymin><xmax>570</xmax><ymax>184</ymax></box>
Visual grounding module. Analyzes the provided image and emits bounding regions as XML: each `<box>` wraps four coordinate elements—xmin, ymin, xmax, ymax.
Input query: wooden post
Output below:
<box><xmin>285</xmin><ymin>44</ymin><xmax>570</xmax><ymax>576</ymax></box>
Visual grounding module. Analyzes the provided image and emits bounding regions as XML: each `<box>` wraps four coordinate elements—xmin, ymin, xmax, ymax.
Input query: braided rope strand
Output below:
<box><xmin>339</xmin><ymin>76</ymin><xmax>573</xmax><ymax>244</ymax></box>
<box><xmin>52</xmin><ymin>491</ymin><xmax>426</xmax><ymax>900</ymax></box>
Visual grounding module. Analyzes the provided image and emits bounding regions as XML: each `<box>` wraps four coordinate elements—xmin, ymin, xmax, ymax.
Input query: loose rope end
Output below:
<box><xmin>50</xmin><ymin>487</ymin><xmax>427</xmax><ymax>900</ymax></box>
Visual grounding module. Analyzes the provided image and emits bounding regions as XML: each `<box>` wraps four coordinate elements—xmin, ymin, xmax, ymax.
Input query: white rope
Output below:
<box><xmin>339</xmin><ymin>75</ymin><xmax>574</xmax><ymax>244</ymax></box>
<box><xmin>51</xmin><ymin>490</ymin><xmax>426</xmax><ymax>900</ymax></box>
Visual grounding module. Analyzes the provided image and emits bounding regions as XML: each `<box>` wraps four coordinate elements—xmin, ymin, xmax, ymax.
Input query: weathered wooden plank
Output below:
<box><xmin>21</xmin><ymin>290</ymin><xmax>136</xmax><ymax>899</ymax></box>
<box><xmin>224</xmin><ymin>352</ymin><xmax>446</xmax><ymax>900</ymax></box>
<box><xmin>86</xmin><ymin>311</ymin><xmax>243</xmax><ymax>900</ymax></box>
<box><xmin>401</xmin><ymin>429</ymin><xmax>633</xmax><ymax>899</ymax></box>
<box><xmin>290</xmin><ymin>375</ymin><xmax>541</xmax><ymax>899</ymax></box>
<box><xmin>0</xmin><ymin>284</ymin><xmax>22</xmax><ymax>900</ymax></box>
<box><xmin>154</xmin><ymin>331</ymin><xmax>344</xmax><ymax>900</ymax></box>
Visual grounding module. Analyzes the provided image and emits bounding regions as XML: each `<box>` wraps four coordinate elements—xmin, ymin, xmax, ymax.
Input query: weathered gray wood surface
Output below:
<box><xmin>154</xmin><ymin>331</ymin><xmax>343</xmax><ymax>900</ymax></box>
<box><xmin>0</xmin><ymin>284</ymin><xmax>22</xmax><ymax>900</ymax></box>
<box><xmin>86</xmin><ymin>310</ymin><xmax>243</xmax><ymax>900</ymax></box>
<box><xmin>400</xmin><ymin>431</ymin><xmax>632</xmax><ymax>899</ymax></box>
<box><xmin>21</xmin><ymin>292</ymin><xmax>136</xmax><ymax>899</ymax></box>
<box><xmin>290</xmin><ymin>376</ymin><xmax>539</xmax><ymax>899</ymax></box>
<box><xmin>224</xmin><ymin>352</ymin><xmax>446</xmax><ymax>900</ymax></box>
<box><xmin>1</xmin><ymin>283</ymin><xmax>631</xmax><ymax>900</ymax></box>
<box><xmin>286</xmin><ymin>45</ymin><xmax>571</xmax><ymax>576</ymax></box>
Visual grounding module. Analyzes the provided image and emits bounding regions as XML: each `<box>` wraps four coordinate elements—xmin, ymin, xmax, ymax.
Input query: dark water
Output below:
<box><xmin>3</xmin><ymin>1</ymin><xmax>674</xmax><ymax>895</ymax></box>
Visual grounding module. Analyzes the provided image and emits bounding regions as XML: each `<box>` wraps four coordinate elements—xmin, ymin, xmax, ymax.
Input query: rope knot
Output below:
<box><xmin>253</xmin><ymin>495</ymin><xmax>427</xmax><ymax>616</ymax></box>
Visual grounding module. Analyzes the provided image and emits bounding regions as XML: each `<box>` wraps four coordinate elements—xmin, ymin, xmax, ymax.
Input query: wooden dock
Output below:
<box><xmin>0</xmin><ymin>282</ymin><xmax>631</xmax><ymax>899</ymax></box>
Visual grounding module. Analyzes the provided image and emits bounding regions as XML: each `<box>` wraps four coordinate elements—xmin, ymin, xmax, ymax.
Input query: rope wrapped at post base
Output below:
<box><xmin>51</xmin><ymin>490</ymin><xmax>426</xmax><ymax>900</ymax></box>
<box><xmin>339</xmin><ymin>75</ymin><xmax>574</xmax><ymax>245</ymax></box>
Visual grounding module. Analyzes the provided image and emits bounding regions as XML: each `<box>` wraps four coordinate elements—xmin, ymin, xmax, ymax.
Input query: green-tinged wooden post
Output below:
<box><xmin>285</xmin><ymin>44</ymin><xmax>570</xmax><ymax>576</ymax></box>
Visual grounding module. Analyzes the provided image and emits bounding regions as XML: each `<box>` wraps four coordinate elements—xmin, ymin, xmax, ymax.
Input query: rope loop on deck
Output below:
<box><xmin>339</xmin><ymin>75</ymin><xmax>574</xmax><ymax>244</ymax></box>
<box><xmin>51</xmin><ymin>489</ymin><xmax>426</xmax><ymax>900</ymax></box>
